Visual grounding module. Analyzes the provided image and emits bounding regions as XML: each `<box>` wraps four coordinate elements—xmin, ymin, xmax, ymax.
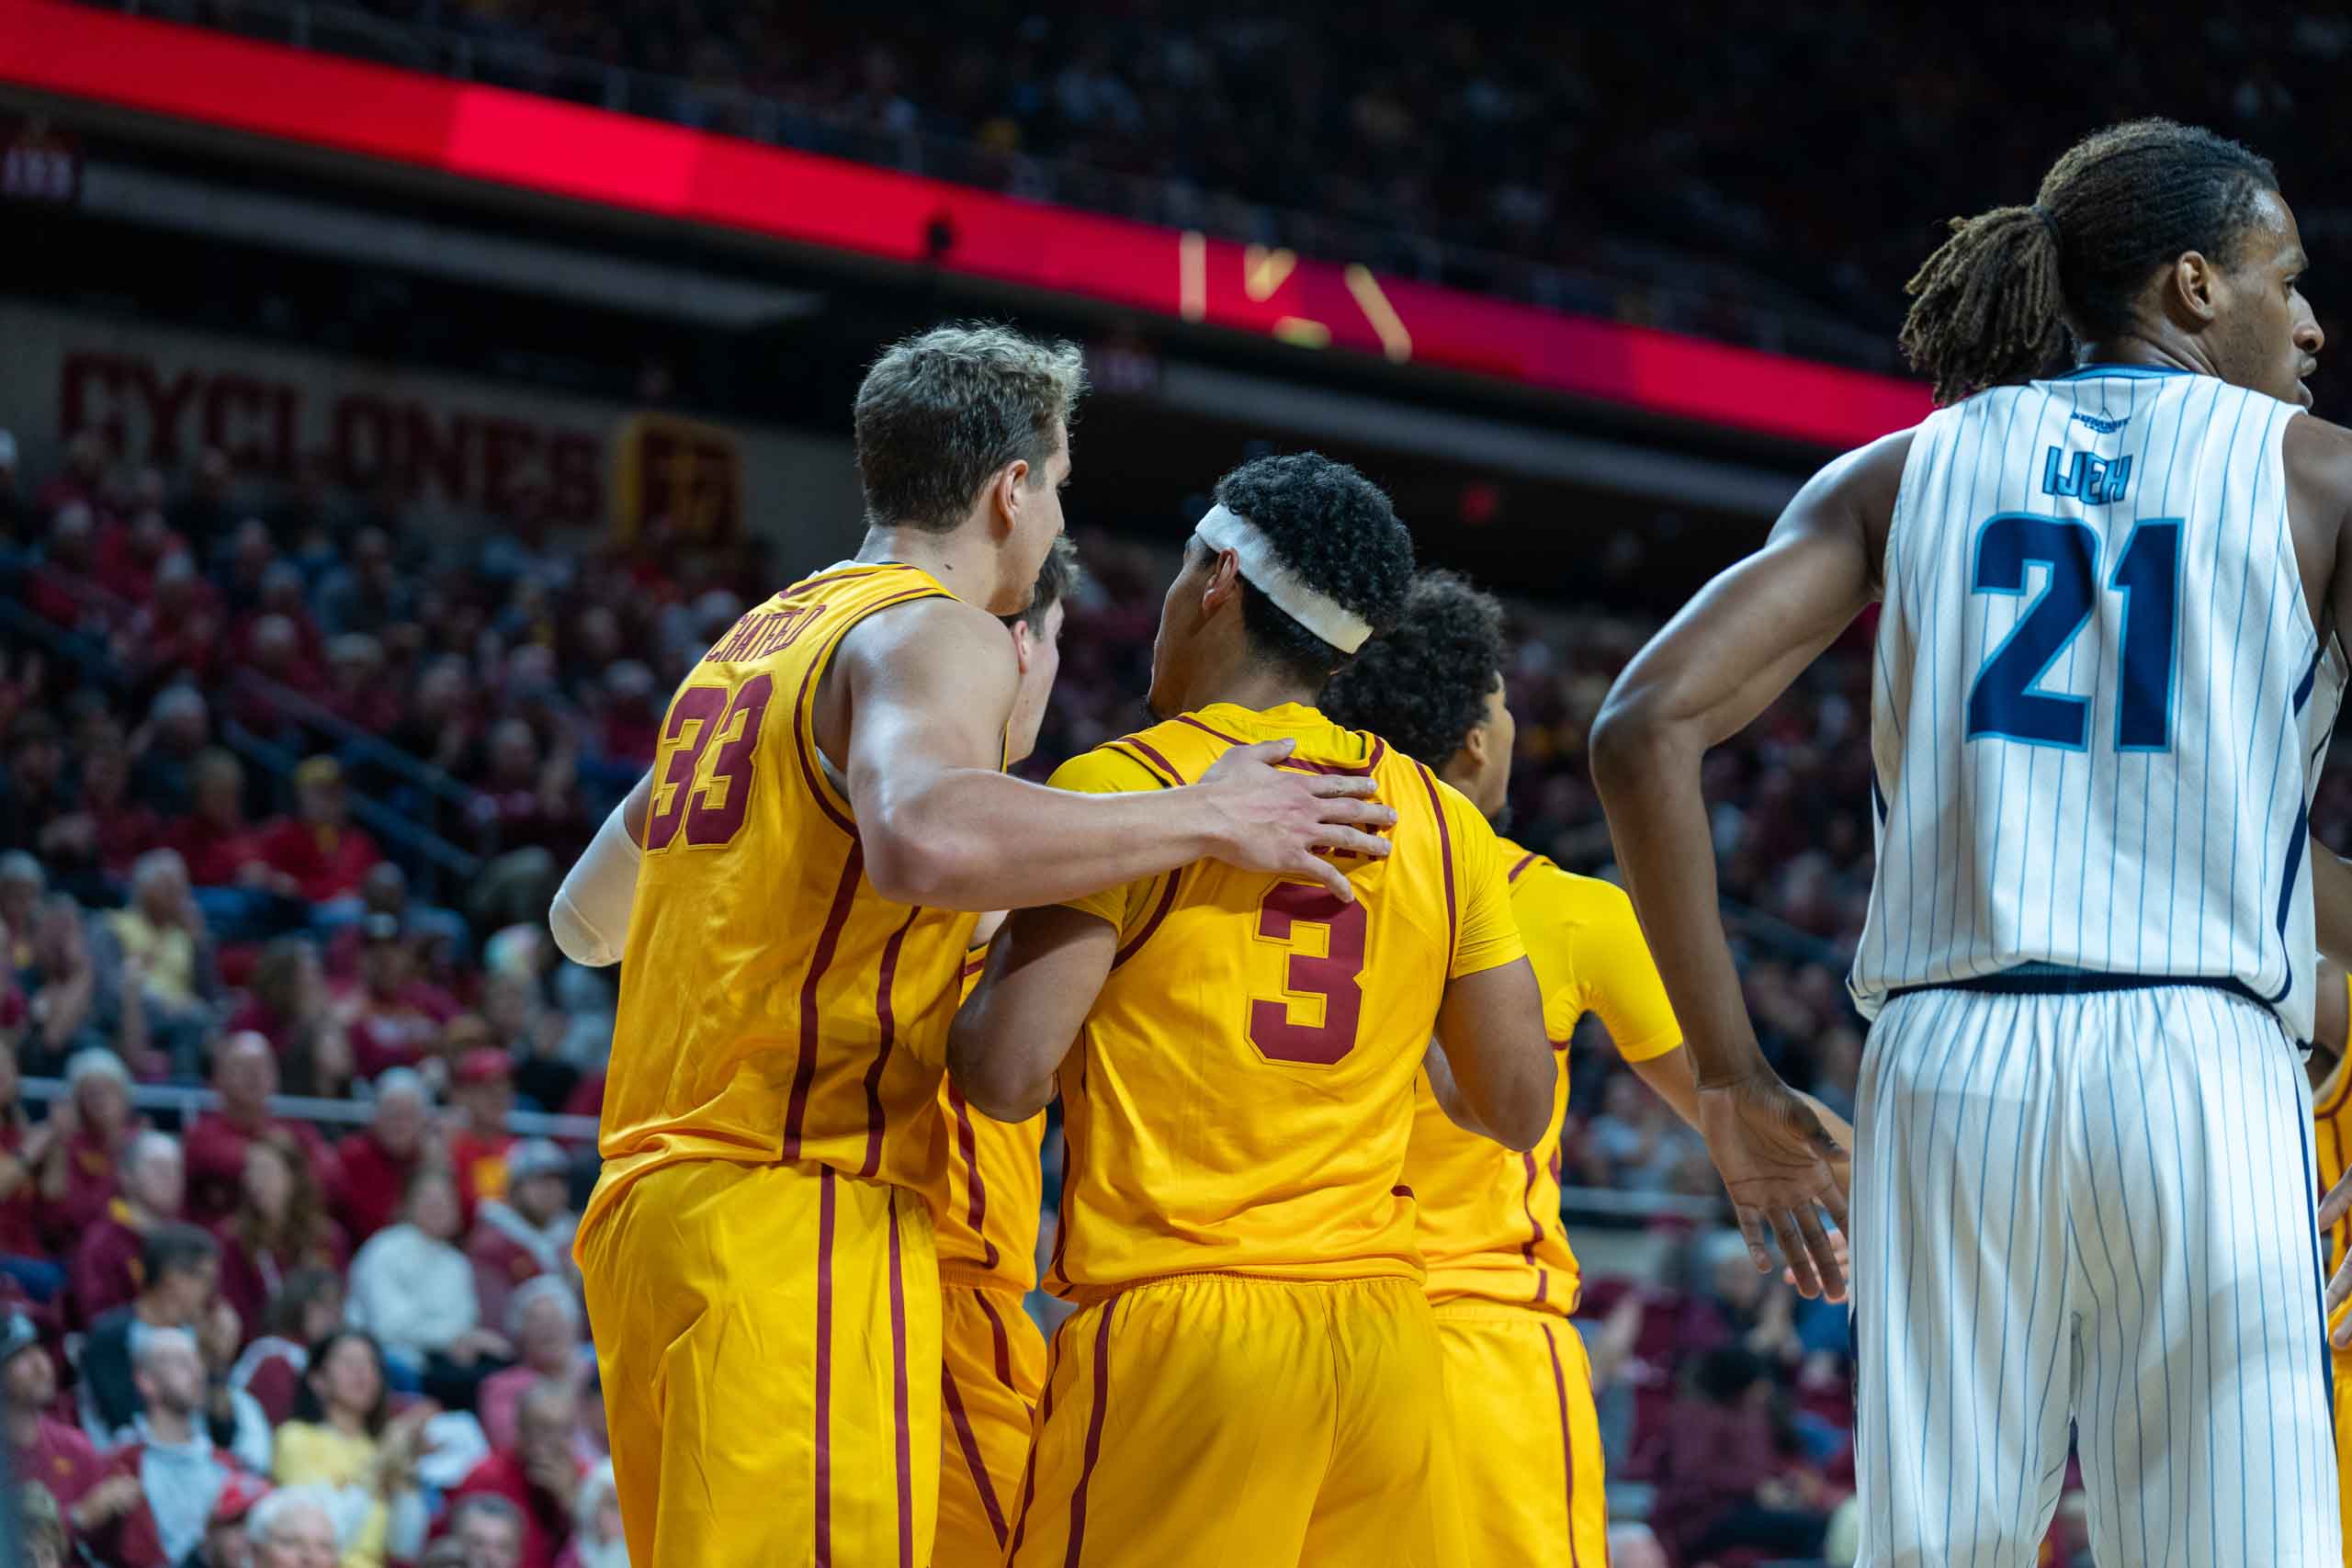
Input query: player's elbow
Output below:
<box><xmin>864</xmin><ymin>812</ymin><xmax>988</xmax><ymax>909</ymax></box>
<box><xmin>547</xmin><ymin>895</ymin><xmax>617</xmax><ymax>968</ymax></box>
<box><xmin>1586</xmin><ymin>686</ymin><xmax>1673</xmax><ymax>803</ymax></box>
<box><xmin>1478</xmin><ymin>1053</ymin><xmax>1557</xmax><ymax>1152</ymax></box>
<box><xmin>946</xmin><ymin>1020</ymin><xmax>1048</xmax><ymax>1122</ymax></box>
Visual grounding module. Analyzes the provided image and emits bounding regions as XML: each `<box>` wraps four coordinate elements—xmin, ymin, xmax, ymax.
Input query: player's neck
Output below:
<box><xmin>853</xmin><ymin>525</ymin><xmax>1010</xmax><ymax>609</ymax></box>
<box><xmin>1167</xmin><ymin>648</ymin><xmax>1320</xmax><ymax>718</ymax></box>
<box><xmin>2075</xmin><ymin>328</ymin><xmax>2214</xmax><ymax>379</ymax></box>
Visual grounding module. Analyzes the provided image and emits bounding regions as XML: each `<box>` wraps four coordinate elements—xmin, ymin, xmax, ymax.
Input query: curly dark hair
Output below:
<box><xmin>1321</xmin><ymin>570</ymin><xmax>1506</xmax><ymax>766</ymax></box>
<box><xmin>1208</xmin><ymin>453</ymin><xmax>1414</xmax><ymax>683</ymax></box>
<box><xmin>1901</xmin><ymin>118</ymin><xmax>2278</xmax><ymax>404</ymax></box>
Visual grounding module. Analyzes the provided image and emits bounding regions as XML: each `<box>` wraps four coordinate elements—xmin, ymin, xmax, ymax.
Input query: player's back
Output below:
<box><xmin>587</xmin><ymin>561</ymin><xmax>978</xmax><ymax>1224</ymax></box>
<box><xmin>1852</xmin><ymin>367</ymin><xmax>2347</xmax><ymax>1037</ymax></box>
<box><xmin>1405</xmin><ymin>842</ymin><xmax>1681</xmax><ymax>1314</ymax></box>
<box><xmin>1043</xmin><ymin>702</ymin><xmax>1516</xmax><ymax>1303</ymax></box>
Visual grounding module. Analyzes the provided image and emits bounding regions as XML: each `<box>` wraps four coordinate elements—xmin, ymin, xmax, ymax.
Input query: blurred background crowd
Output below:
<box><xmin>156</xmin><ymin>0</ymin><xmax>2352</xmax><ymax>373</ymax></box>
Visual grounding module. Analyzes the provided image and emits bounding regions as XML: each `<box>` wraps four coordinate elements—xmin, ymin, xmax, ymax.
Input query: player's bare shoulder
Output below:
<box><xmin>2280</xmin><ymin>412</ymin><xmax>2352</xmax><ymax>618</ymax></box>
<box><xmin>812</xmin><ymin>589</ymin><xmax>1020</xmax><ymax>762</ymax></box>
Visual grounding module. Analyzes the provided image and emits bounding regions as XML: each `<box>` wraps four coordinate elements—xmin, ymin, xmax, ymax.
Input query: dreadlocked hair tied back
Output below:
<box><xmin>1899</xmin><ymin>118</ymin><xmax>2278</xmax><ymax>406</ymax></box>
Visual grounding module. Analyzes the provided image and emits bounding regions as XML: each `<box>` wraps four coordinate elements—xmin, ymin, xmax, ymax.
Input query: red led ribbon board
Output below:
<box><xmin>0</xmin><ymin>0</ymin><xmax>1933</xmax><ymax>447</ymax></box>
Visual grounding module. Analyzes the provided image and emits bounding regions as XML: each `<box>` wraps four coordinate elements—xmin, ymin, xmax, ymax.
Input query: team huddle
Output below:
<box><xmin>543</xmin><ymin>320</ymin><xmax>1730</xmax><ymax>1565</ymax></box>
<box><xmin>556</xmin><ymin>116</ymin><xmax>2352</xmax><ymax>1568</ymax></box>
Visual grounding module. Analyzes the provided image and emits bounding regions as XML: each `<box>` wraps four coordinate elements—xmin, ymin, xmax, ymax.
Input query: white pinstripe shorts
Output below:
<box><xmin>1851</xmin><ymin>983</ymin><xmax>2340</xmax><ymax>1567</ymax></box>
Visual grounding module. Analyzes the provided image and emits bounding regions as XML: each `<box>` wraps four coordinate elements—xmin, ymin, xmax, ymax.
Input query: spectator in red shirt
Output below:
<box><xmin>26</xmin><ymin>503</ymin><xmax>119</xmax><ymax>635</ymax></box>
<box><xmin>466</xmin><ymin>721</ymin><xmax>587</xmax><ymax>861</ymax></box>
<box><xmin>70</xmin><ymin>1129</ymin><xmax>185</xmax><ymax>1325</ymax></box>
<box><xmin>446</xmin><ymin>1494</ymin><xmax>526</xmax><ymax>1568</ymax></box>
<box><xmin>447</xmin><ymin>1051</ymin><xmax>516</xmax><ymax>1221</ymax></box>
<box><xmin>167</xmin><ymin>751</ymin><xmax>282</xmax><ymax>894</ymax></box>
<box><xmin>1</xmin><ymin>1314</ymin><xmax>144</xmax><ymax>1556</ymax></box>
<box><xmin>255</xmin><ymin>760</ymin><xmax>379</xmax><ymax>906</ymax></box>
<box><xmin>232</xmin><ymin>560</ymin><xmax>325</xmax><ymax>672</ymax></box>
<box><xmin>0</xmin><ymin>713</ymin><xmax>70</xmax><ymax>857</ymax></box>
<box><xmin>443</xmin><ymin>1382</ymin><xmax>584</xmax><ymax>1568</ymax></box>
<box><xmin>211</xmin><ymin>1134</ymin><xmax>346</xmax><ymax>1343</ymax></box>
<box><xmin>36</xmin><ymin>743</ymin><xmax>164</xmax><ymax>889</ymax></box>
<box><xmin>231</xmin><ymin>617</ymin><xmax>327</xmax><ymax>740</ymax></box>
<box><xmin>1653</xmin><ymin>1348</ymin><xmax>1830</xmax><ymax>1565</ymax></box>
<box><xmin>326</xmin><ymin>1069</ymin><xmax>433</xmax><ymax>1247</ymax></box>
<box><xmin>323</xmin><ymin>637</ymin><xmax>401</xmax><ymax>738</ymax></box>
<box><xmin>465</xmin><ymin>1141</ymin><xmax>574</xmax><ymax>1340</ymax></box>
<box><xmin>37</xmin><ymin>1048</ymin><xmax>138</xmax><ymax>1247</ymax></box>
<box><xmin>185</xmin><ymin>1033</ymin><xmax>330</xmax><ymax>1224</ymax></box>
<box><xmin>120</xmin><ymin>556</ymin><xmax>226</xmax><ymax>688</ymax></box>
<box><xmin>224</xmin><ymin>942</ymin><xmax>351</xmax><ymax>1100</ymax></box>
<box><xmin>337</xmin><ymin>919</ymin><xmax>459</xmax><ymax>1082</ymax></box>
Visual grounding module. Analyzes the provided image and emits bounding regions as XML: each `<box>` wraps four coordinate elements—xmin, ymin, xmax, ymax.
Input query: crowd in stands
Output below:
<box><xmin>0</xmin><ymin>413</ymin><xmax>2238</xmax><ymax>1563</ymax></box>
<box><xmin>144</xmin><ymin>0</ymin><xmax>2352</xmax><ymax>372</ymax></box>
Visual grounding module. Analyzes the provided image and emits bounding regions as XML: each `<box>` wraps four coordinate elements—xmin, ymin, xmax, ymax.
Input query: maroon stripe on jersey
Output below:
<box><xmin>784</xmin><ymin>847</ymin><xmax>866</xmax><ymax>1158</ymax></box>
<box><xmin>1111</xmin><ymin>872</ymin><xmax>1182</xmax><ymax>968</ymax></box>
<box><xmin>1416</xmin><ymin>763</ymin><xmax>1458</xmax><ymax>954</ymax></box>
<box><xmin>1508</xmin><ymin>852</ymin><xmax>1539</xmax><ymax>883</ymax></box>
<box><xmin>1046</xmin><ymin>1072</ymin><xmax>1081</xmax><ymax>1291</ymax></box>
<box><xmin>888</xmin><ymin>1192</ymin><xmax>914</xmax><ymax>1568</ymax></box>
<box><xmin>790</xmin><ymin>585</ymin><xmax>944</xmax><ymax>838</ymax></box>
<box><xmin>974</xmin><ymin>1288</ymin><xmax>1017</xmax><ymax>1388</ymax></box>
<box><xmin>1007</xmin><ymin>1349</ymin><xmax>1056</xmax><ymax>1558</ymax></box>
<box><xmin>1391</xmin><ymin>1184</ymin><xmax>1415</xmax><ymax>1200</ymax></box>
<box><xmin>813</xmin><ymin>1167</ymin><xmax>838</xmax><ymax>1567</ymax></box>
<box><xmin>1111</xmin><ymin>736</ymin><xmax>1185</xmax><ymax>787</ymax></box>
<box><xmin>1519</xmin><ymin>1153</ymin><xmax>1544</xmax><ymax>1262</ymax></box>
<box><xmin>948</xmin><ymin>1081</ymin><xmax>1002</xmax><ymax>1274</ymax></box>
<box><xmin>942</xmin><ymin>1360</ymin><xmax>1011</xmax><ymax>1548</ymax></box>
<box><xmin>1170</xmin><ymin>713</ymin><xmax>1378</xmax><ymax>774</ymax></box>
<box><xmin>1543</xmin><ymin>1324</ymin><xmax>1580</xmax><ymax>1566</ymax></box>
<box><xmin>1064</xmin><ymin>1300</ymin><xmax>1118</xmax><ymax>1567</ymax></box>
<box><xmin>858</xmin><ymin>906</ymin><xmax>922</xmax><ymax>1179</ymax></box>
<box><xmin>791</xmin><ymin>630</ymin><xmax>857</xmax><ymax>837</ymax></box>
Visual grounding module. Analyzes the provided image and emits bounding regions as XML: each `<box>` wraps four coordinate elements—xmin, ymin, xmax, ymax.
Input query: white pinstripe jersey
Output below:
<box><xmin>1850</xmin><ymin>367</ymin><xmax>2346</xmax><ymax>1040</ymax></box>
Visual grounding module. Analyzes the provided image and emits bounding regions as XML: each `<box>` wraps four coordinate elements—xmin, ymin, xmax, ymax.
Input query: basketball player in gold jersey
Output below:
<box><xmin>951</xmin><ymin>453</ymin><xmax>1558</xmax><ymax>1567</ymax></box>
<box><xmin>564</xmin><ymin>329</ymin><xmax>1398</xmax><ymax>1568</ymax></box>
<box><xmin>927</xmin><ymin>540</ymin><xmax>1072</xmax><ymax>1568</ymax></box>
<box><xmin>1324</xmin><ymin>570</ymin><xmax>1854</xmax><ymax>1565</ymax></box>
<box><xmin>552</xmin><ymin>532</ymin><xmax>1082</xmax><ymax>1568</ymax></box>
<box><xmin>2305</xmin><ymin>958</ymin><xmax>2352</xmax><ymax>1565</ymax></box>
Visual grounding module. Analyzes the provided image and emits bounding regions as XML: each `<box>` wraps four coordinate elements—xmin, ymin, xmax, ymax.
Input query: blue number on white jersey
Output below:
<box><xmin>1850</xmin><ymin>367</ymin><xmax>2345</xmax><ymax>1041</ymax></box>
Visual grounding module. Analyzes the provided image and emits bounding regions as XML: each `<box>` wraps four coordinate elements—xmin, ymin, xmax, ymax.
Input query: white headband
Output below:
<box><xmin>1193</xmin><ymin>504</ymin><xmax>1374</xmax><ymax>654</ymax></box>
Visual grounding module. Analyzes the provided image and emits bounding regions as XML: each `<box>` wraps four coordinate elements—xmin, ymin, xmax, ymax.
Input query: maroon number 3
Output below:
<box><xmin>1247</xmin><ymin>882</ymin><xmax>1368</xmax><ymax>1065</ymax></box>
<box><xmin>644</xmin><ymin>673</ymin><xmax>775</xmax><ymax>851</ymax></box>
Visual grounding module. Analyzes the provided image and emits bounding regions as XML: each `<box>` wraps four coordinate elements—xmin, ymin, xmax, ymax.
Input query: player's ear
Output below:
<box><xmin>2169</xmin><ymin>250</ymin><xmax>2222</xmax><ymax>326</ymax></box>
<box><xmin>990</xmin><ymin>458</ymin><xmax>1032</xmax><ymax>536</ymax></box>
<box><xmin>1008</xmin><ymin>619</ymin><xmax>1036</xmax><ymax>677</ymax></box>
<box><xmin>1456</xmin><ymin>720</ymin><xmax>1490</xmax><ymax>773</ymax></box>
<box><xmin>1200</xmin><ymin>548</ymin><xmax>1243</xmax><ymax>616</ymax></box>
